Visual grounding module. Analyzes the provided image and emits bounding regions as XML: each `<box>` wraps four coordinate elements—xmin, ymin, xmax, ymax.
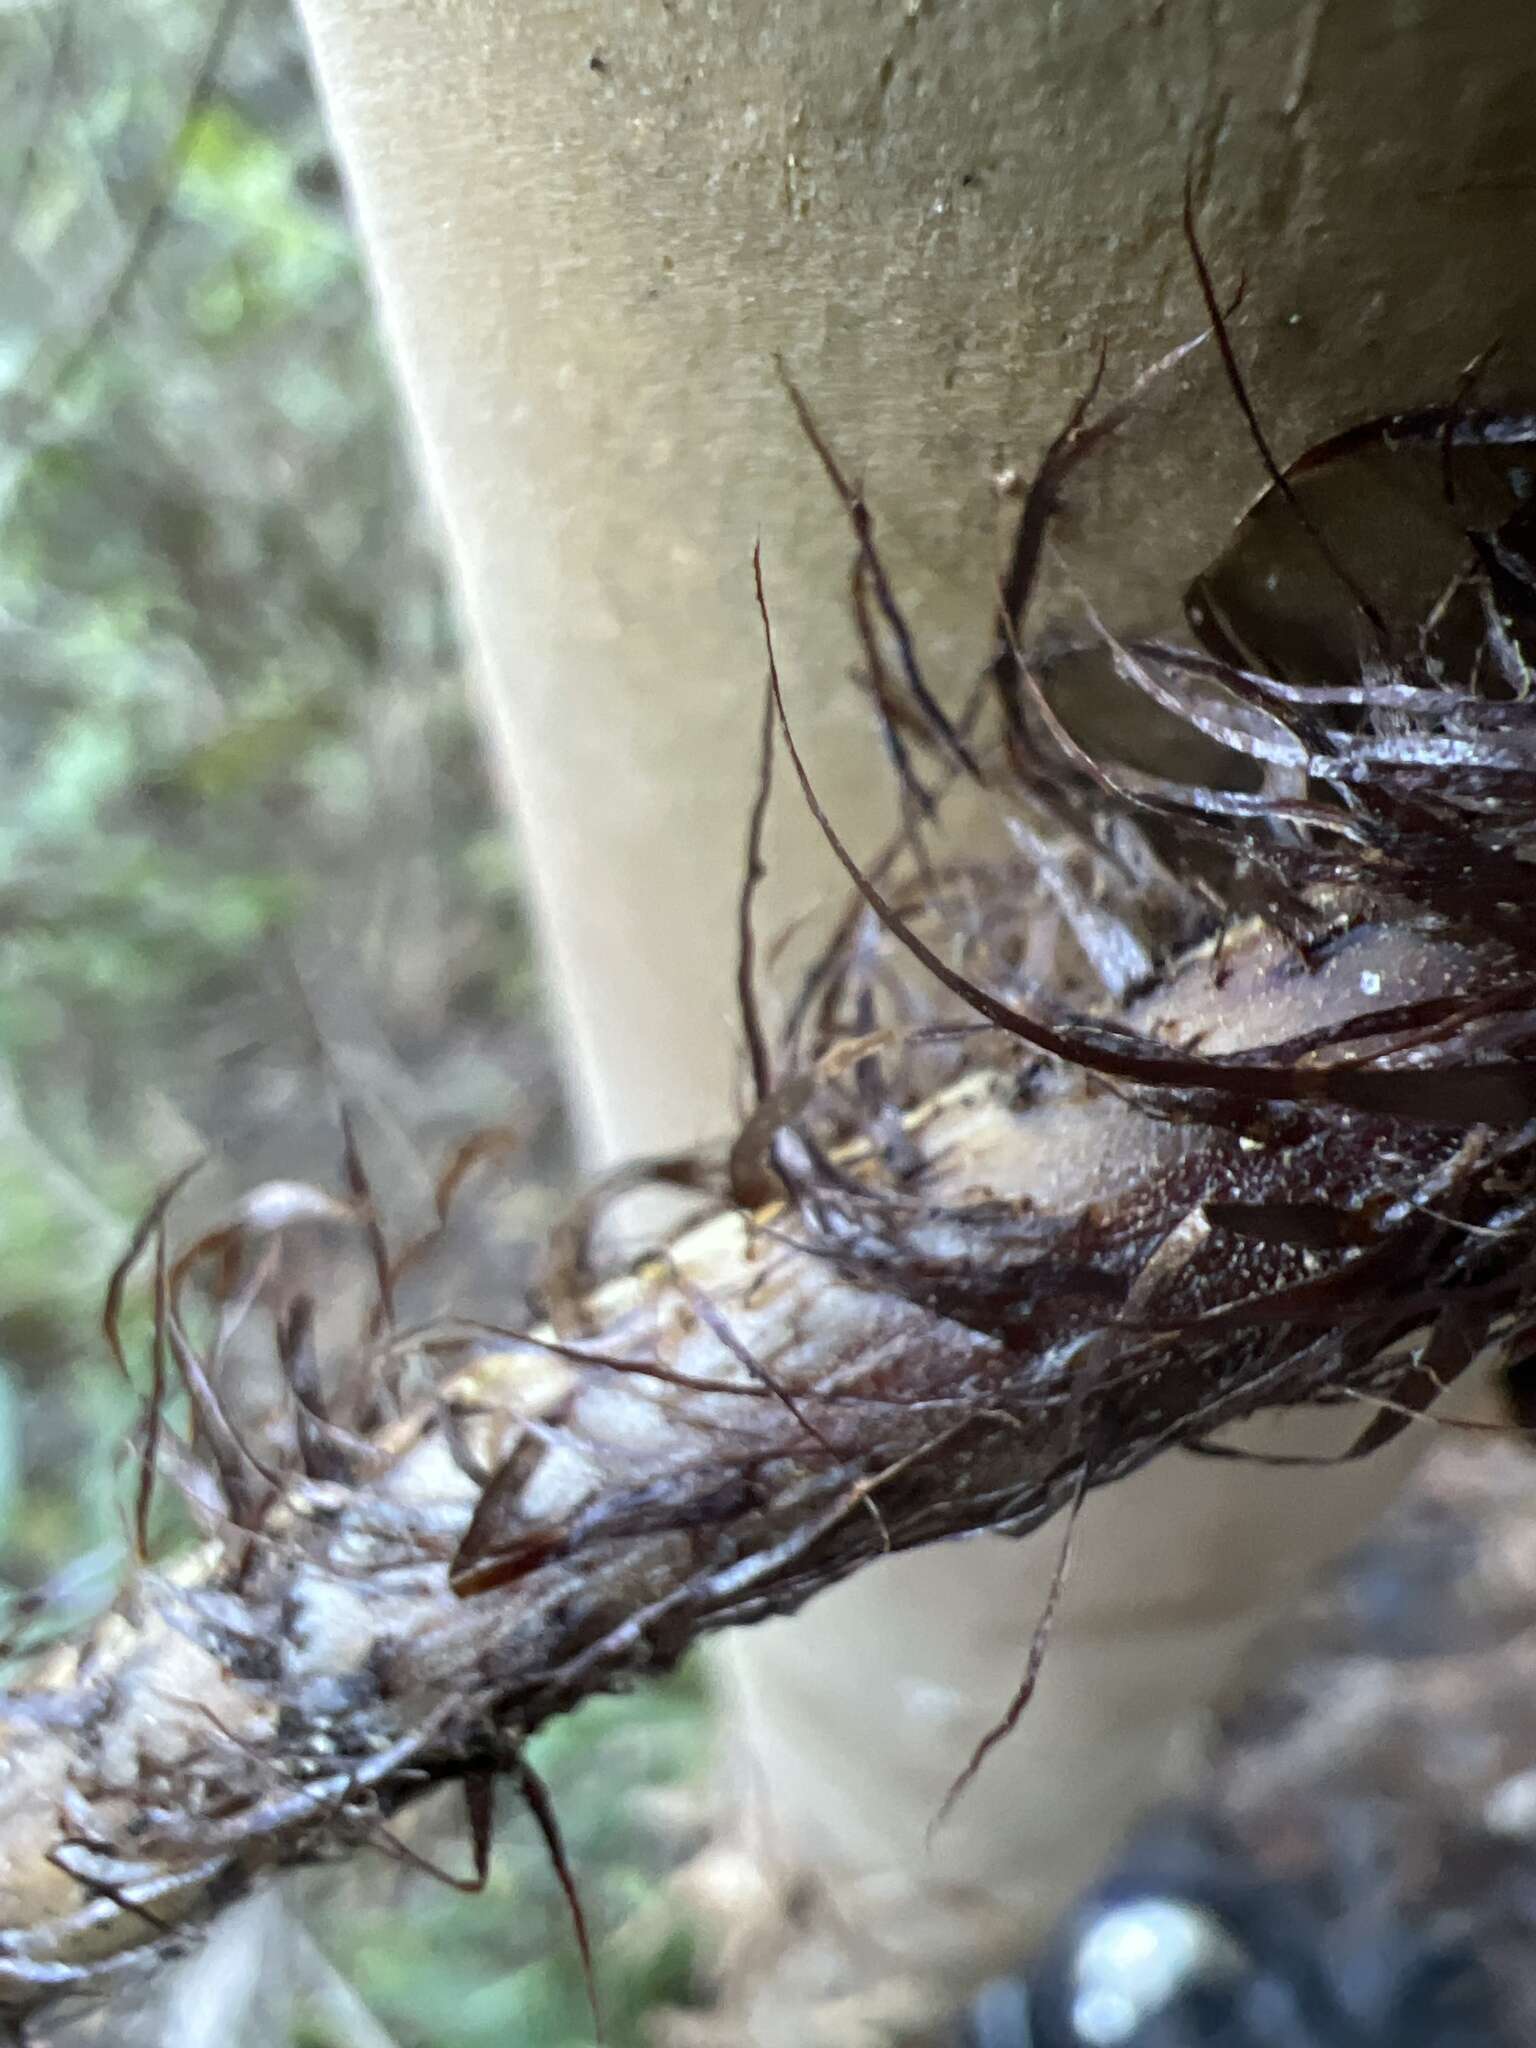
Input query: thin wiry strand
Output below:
<box><xmin>8</xmin><ymin>331</ymin><xmax>1536</xmax><ymax>2028</ymax></box>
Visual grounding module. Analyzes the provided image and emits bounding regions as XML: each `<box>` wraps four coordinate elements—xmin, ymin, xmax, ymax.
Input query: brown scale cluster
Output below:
<box><xmin>6</xmin><ymin>254</ymin><xmax>1536</xmax><ymax>2030</ymax></box>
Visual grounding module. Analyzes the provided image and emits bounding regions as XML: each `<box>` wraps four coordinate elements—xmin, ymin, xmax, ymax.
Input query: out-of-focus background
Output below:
<box><xmin>0</xmin><ymin>1</ymin><xmax>706</xmax><ymax>2040</ymax></box>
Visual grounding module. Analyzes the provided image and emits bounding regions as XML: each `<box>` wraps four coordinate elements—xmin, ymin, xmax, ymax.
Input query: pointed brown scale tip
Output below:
<box><xmin>1181</xmin><ymin>182</ymin><xmax>1390</xmax><ymax>650</ymax></box>
<box><xmin>448</xmin><ymin>1532</ymin><xmax>567</xmax><ymax>1600</ymax></box>
<box><xmin>131</xmin><ymin>1216</ymin><xmax>173</xmax><ymax>1566</ymax></box>
<box><xmin>778</xmin><ymin>369</ymin><xmax>983</xmax><ymax>781</ymax></box>
<box><xmin>433</xmin><ymin>1123</ymin><xmax>529</xmax><ymax>1225</ymax></box>
<box><xmin>736</xmin><ymin>632</ymin><xmax>777</xmax><ymax>1115</ymax></box>
<box><xmin>336</xmin><ymin>1101</ymin><xmax>395</xmax><ymax>1335</ymax></box>
<box><xmin>513</xmin><ymin>1754</ymin><xmax>604</xmax><ymax>2044</ymax></box>
<box><xmin>102</xmin><ymin>1157</ymin><xmax>203</xmax><ymax>1384</ymax></box>
<box><xmin>932</xmin><ymin>1457</ymin><xmax>1091</xmax><ymax>1837</ymax></box>
<box><xmin>450</xmin><ymin>1426</ymin><xmax>569</xmax><ymax>1598</ymax></box>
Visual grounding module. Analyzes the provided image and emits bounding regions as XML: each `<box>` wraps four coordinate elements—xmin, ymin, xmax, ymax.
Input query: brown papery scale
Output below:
<box><xmin>5</xmin><ymin>311</ymin><xmax>1536</xmax><ymax>2027</ymax></box>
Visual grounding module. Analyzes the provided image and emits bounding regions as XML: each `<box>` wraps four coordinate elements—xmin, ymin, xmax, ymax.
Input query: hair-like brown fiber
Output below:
<box><xmin>5</xmin><ymin>252</ymin><xmax>1536</xmax><ymax>2030</ymax></box>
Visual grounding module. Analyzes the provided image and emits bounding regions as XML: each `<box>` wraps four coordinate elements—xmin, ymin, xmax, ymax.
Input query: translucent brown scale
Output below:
<box><xmin>7</xmin><ymin>315</ymin><xmax>1536</xmax><ymax>2035</ymax></box>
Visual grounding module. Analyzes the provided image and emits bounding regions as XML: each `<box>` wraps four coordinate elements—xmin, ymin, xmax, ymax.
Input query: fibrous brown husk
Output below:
<box><xmin>7</xmin><ymin>314</ymin><xmax>1536</xmax><ymax>2032</ymax></box>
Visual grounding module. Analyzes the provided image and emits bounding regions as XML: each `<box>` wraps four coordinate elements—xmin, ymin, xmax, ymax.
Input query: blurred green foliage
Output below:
<box><xmin>0</xmin><ymin>0</ymin><xmax>518</xmax><ymax>1532</ymax></box>
<box><xmin>0</xmin><ymin>3</ymin><xmax>705</xmax><ymax>2040</ymax></box>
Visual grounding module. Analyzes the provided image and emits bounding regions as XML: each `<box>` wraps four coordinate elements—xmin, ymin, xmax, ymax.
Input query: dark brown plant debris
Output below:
<box><xmin>7</xmin><ymin>283</ymin><xmax>1536</xmax><ymax>2033</ymax></box>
